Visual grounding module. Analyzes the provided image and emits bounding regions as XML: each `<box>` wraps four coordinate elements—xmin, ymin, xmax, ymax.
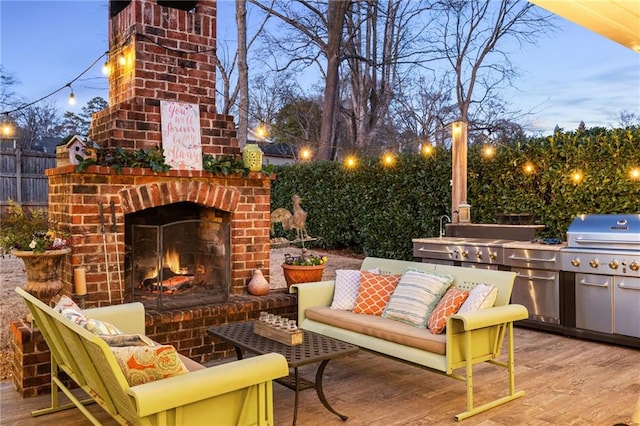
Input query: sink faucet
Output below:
<box><xmin>439</xmin><ymin>215</ymin><xmax>451</xmax><ymax>238</ymax></box>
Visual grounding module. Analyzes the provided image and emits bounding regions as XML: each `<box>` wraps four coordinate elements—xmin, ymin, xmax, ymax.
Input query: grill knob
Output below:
<box><xmin>589</xmin><ymin>259</ymin><xmax>599</xmax><ymax>269</ymax></box>
<box><xmin>475</xmin><ymin>251</ymin><xmax>482</xmax><ymax>259</ymax></box>
<box><xmin>609</xmin><ymin>260</ymin><xmax>619</xmax><ymax>270</ymax></box>
<box><xmin>461</xmin><ymin>250</ymin><xmax>468</xmax><ymax>259</ymax></box>
<box><xmin>489</xmin><ymin>251</ymin><xmax>497</xmax><ymax>260</ymax></box>
<box><xmin>631</xmin><ymin>261</ymin><xmax>640</xmax><ymax>271</ymax></box>
<box><xmin>571</xmin><ymin>258</ymin><xmax>580</xmax><ymax>267</ymax></box>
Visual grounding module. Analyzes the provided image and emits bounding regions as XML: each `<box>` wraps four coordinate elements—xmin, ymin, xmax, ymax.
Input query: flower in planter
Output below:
<box><xmin>0</xmin><ymin>200</ymin><xmax>70</xmax><ymax>255</ymax></box>
<box><xmin>283</xmin><ymin>251</ymin><xmax>328</xmax><ymax>266</ymax></box>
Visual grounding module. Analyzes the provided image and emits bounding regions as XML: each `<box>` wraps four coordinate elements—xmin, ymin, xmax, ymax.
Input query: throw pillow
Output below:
<box><xmin>330</xmin><ymin>268</ymin><xmax>380</xmax><ymax>310</ymax></box>
<box><xmin>330</xmin><ymin>269</ymin><xmax>364</xmax><ymax>310</ymax></box>
<box><xmin>427</xmin><ymin>287</ymin><xmax>469</xmax><ymax>334</ymax></box>
<box><xmin>111</xmin><ymin>344</ymin><xmax>189</xmax><ymax>386</ymax></box>
<box><xmin>457</xmin><ymin>283</ymin><xmax>498</xmax><ymax>313</ymax></box>
<box><xmin>352</xmin><ymin>271</ymin><xmax>401</xmax><ymax>316</ymax></box>
<box><xmin>54</xmin><ymin>295</ymin><xmax>123</xmax><ymax>336</ymax></box>
<box><xmin>382</xmin><ymin>269</ymin><xmax>454</xmax><ymax>328</ymax></box>
<box><xmin>101</xmin><ymin>334</ymin><xmax>155</xmax><ymax>347</ymax></box>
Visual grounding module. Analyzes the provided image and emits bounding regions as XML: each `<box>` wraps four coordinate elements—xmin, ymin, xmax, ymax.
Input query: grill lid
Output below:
<box><xmin>566</xmin><ymin>214</ymin><xmax>640</xmax><ymax>250</ymax></box>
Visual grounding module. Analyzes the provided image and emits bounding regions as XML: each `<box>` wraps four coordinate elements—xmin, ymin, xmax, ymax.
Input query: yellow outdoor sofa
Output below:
<box><xmin>16</xmin><ymin>287</ymin><xmax>289</xmax><ymax>426</ymax></box>
<box><xmin>291</xmin><ymin>257</ymin><xmax>528</xmax><ymax>421</ymax></box>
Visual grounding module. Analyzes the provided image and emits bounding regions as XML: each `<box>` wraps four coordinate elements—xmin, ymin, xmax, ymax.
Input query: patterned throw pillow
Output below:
<box><xmin>330</xmin><ymin>270</ymin><xmax>364</xmax><ymax>310</ymax></box>
<box><xmin>330</xmin><ymin>268</ymin><xmax>380</xmax><ymax>310</ymax></box>
<box><xmin>111</xmin><ymin>345</ymin><xmax>189</xmax><ymax>386</ymax></box>
<box><xmin>382</xmin><ymin>269</ymin><xmax>454</xmax><ymax>328</ymax></box>
<box><xmin>54</xmin><ymin>295</ymin><xmax>123</xmax><ymax>336</ymax></box>
<box><xmin>427</xmin><ymin>287</ymin><xmax>469</xmax><ymax>334</ymax></box>
<box><xmin>352</xmin><ymin>271</ymin><xmax>401</xmax><ymax>316</ymax></box>
<box><xmin>457</xmin><ymin>283</ymin><xmax>498</xmax><ymax>313</ymax></box>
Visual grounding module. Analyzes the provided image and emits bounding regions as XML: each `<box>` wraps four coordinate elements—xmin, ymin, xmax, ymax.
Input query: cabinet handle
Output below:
<box><xmin>516</xmin><ymin>273</ymin><xmax>555</xmax><ymax>281</ymax></box>
<box><xmin>508</xmin><ymin>254</ymin><xmax>556</xmax><ymax>263</ymax></box>
<box><xmin>578</xmin><ymin>278</ymin><xmax>608</xmax><ymax>288</ymax></box>
<box><xmin>417</xmin><ymin>248</ymin><xmax>452</xmax><ymax>255</ymax></box>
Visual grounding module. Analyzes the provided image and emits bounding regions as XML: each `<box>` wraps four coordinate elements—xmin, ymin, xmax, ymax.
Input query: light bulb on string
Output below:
<box><xmin>344</xmin><ymin>155</ymin><xmax>357</xmax><ymax>169</ymax></box>
<box><xmin>482</xmin><ymin>144</ymin><xmax>495</xmax><ymax>158</ymax></box>
<box><xmin>102</xmin><ymin>60</ymin><xmax>110</xmax><ymax>76</ymax></box>
<box><xmin>382</xmin><ymin>152</ymin><xmax>395</xmax><ymax>167</ymax></box>
<box><xmin>299</xmin><ymin>147</ymin><xmax>312</xmax><ymax>161</ymax></box>
<box><xmin>67</xmin><ymin>85</ymin><xmax>76</xmax><ymax>105</ymax></box>
<box><xmin>421</xmin><ymin>143</ymin><xmax>434</xmax><ymax>156</ymax></box>
<box><xmin>630</xmin><ymin>167</ymin><xmax>640</xmax><ymax>180</ymax></box>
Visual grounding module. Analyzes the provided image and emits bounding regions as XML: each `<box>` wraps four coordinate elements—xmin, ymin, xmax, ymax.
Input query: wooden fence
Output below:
<box><xmin>0</xmin><ymin>148</ymin><xmax>56</xmax><ymax>211</ymax></box>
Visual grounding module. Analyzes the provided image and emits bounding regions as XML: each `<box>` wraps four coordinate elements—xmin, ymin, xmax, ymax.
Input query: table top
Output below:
<box><xmin>207</xmin><ymin>321</ymin><xmax>358</xmax><ymax>368</ymax></box>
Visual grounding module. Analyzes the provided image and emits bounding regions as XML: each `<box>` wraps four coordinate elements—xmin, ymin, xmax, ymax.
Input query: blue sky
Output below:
<box><xmin>1</xmin><ymin>0</ymin><xmax>638</xmax><ymax>135</ymax></box>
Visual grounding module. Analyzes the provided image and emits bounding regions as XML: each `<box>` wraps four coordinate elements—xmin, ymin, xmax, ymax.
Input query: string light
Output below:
<box><xmin>630</xmin><ymin>167</ymin><xmax>640</xmax><ymax>180</ymax></box>
<box><xmin>482</xmin><ymin>144</ymin><xmax>495</xmax><ymax>158</ymax></box>
<box><xmin>299</xmin><ymin>147</ymin><xmax>312</xmax><ymax>161</ymax></box>
<box><xmin>382</xmin><ymin>152</ymin><xmax>395</xmax><ymax>167</ymax></box>
<box><xmin>421</xmin><ymin>143</ymin><xmax>434</xmax><ymax>156</ymax></box>
<box><xmin>571</xmin><ymin>170</ymin><xmax>584</xmax><ymax>184</ymax></box>
<box><xmin>102</xmin><ymin>59</ymin><xmax>111</xmax><ymax>76</ymax></box>
<box><xmin>67</xmin><ymin>85</ymin><xmax>76</xmax><ymax>105</ymax></box>
<box><xmin>523</xmin><ymin>162</ymin><xmax>535</xmax><ymax>174</ymax></box>
<box><xmin>344</xmin><ymin>155</ymin><xmax>357</xmax><ymax>169</ymax></box>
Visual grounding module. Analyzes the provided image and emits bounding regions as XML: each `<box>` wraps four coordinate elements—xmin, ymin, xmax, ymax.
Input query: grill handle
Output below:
<box><xmin>574</xmin><ymin>238</ymin><xmax>638</xmax><ymax>246</ymax></box>
<box><xmin>508</xmin><ymin>254</ymin><xmax>557</xmax><ymax>263</ymax></box>
<box><xmin>417</xmin><ymin>248</ymin><xmax>452</xmax><ymax>255</ymax></box>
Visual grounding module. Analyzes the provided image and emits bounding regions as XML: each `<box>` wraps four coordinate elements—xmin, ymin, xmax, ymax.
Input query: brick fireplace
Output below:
<box><xmin>11</xmin><ymin>0</ymin><xmax>297</xmax><ymax>397</ymax></box>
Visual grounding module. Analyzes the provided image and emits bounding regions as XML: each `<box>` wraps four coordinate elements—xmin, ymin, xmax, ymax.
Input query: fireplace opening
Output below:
<box><xmin>126</xmin><ymin>202</ymin><xmax>230</xmax><ymax>310</ymax></box>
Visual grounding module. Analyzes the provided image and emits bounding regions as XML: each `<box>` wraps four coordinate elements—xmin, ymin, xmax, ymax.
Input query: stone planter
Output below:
<box><xmin>281</xmin><ymin>263</ymin><xmax>326</xmax><ymax>288</ymax></box>
<box><xmin>11</xmin><ymin>248</ymin><xmax>71</xmax><ymax>304</ymax></box>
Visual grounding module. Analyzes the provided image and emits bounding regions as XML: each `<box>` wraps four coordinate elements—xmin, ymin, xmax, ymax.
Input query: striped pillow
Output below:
<box><xmin>382</xmin><ymin>269</ymin><xmax>454</xmax><ymax>328</ymax></box>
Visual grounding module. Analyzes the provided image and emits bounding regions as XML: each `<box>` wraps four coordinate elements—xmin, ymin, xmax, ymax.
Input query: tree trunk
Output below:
<box><xmin>236</xmin><ymin>0</ymin><xmax>248</xmax><ymax>148</ymax></box>
<box><xmin>318</xmin><ymin>0</ymin><xmax>348</xmax><ymax>161</ymax></box>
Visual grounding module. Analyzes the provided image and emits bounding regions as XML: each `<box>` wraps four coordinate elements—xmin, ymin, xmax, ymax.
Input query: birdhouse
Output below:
<box><xmin>55</xmin><ymin>135</ymin><xmax>95</xmax><ymax>167</ymax></box>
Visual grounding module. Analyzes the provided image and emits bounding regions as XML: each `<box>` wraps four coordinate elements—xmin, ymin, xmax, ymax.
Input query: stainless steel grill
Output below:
<box><xmin>562</xmin><ymin>214</ymin><xmax>640</xmax><ymax>276</ymax></box>
<box><xmin>561</xmin><ymin>214</ymin><xmax>640</xmax><ymax>340</ymax></box>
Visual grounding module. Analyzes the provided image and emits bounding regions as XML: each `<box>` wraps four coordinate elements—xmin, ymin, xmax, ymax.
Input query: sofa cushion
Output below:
<box><xmin>382</xmin><ymin>269</ymin><xmax>454</xmax><ymax>328</ymax></box>
<box><xmin>330</xmin><ymin>269</ymin><xmax>365</xmax><ymax>310</ymax></box>
<box><xmin>111</xmin><ymin>344</ymin><xmax>189</xmax><ymax>386</ymax></box>
<box><xmin>427</xmin><ymin>287</ymin><xmax>469</xmax><ymax>334</ymax></box>
<box><xmin>306</xmin><ymin>306</ymin><xmax>446</xmax><ymax>355</ymax></box>
<box><xmin>352</xmin><ymin>271</ymin><xmax>401</xmax><ymax>316</ymax></box>
<box><xmin>457</xmin><ymin>283</ymin><xmax>498</xmax><ymax>313</ymax></box>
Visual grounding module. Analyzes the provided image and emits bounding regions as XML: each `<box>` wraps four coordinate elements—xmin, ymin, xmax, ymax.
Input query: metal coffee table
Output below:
<box><xmin>207</xmin><ymin>321</ymin><xmax>358</xmax><ymax>425</ymax></box>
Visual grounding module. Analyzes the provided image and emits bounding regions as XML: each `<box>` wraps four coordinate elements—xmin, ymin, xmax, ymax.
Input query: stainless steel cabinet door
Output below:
<box><xmin>614</xmin><ymin>276</ymin><xmax>640</xmax><ymax>338</ymax></box>
<box><xmin>575</xmin><ymin>273</ymin><xmax>613</xmax><ymax>334</ymax></box>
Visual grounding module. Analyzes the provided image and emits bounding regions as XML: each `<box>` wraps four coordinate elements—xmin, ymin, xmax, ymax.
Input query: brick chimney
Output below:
<box><xmin>90</xmin><ymin>0</ymin><xmax>236</xmax><ymax>156</ymax></box>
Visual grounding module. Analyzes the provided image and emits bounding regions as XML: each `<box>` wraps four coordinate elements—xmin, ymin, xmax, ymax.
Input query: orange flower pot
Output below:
<box><xmin>281</xmin><ymin>263</ymin><xmax>326</xmax><ymax>288</ymax></box>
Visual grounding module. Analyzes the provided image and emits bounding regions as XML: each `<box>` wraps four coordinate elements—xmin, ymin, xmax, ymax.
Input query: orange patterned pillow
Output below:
<box><xmin>111</xmin><ymin>344</ymin><xmax>189</xmax><ymax>386</ymax></box>
<box><xmin>352</xmin><ymin>271</ymin><xmax>401</xmax><ymax>316</ymax></box>
<box><xmin>427</xmin><ymin>287</ymin><xmax>469</xmax><ymax>334</ymax></box>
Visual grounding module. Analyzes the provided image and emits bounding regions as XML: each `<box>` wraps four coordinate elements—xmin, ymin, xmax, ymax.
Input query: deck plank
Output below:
<box><xmin>1</xmin><ymin>328</ymin><xmax>638</xmax><ymax>425</ymax></box>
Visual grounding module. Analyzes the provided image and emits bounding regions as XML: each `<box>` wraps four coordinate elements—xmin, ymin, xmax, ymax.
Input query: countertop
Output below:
<box><xmin>413</xmin><ymin>237</ymin><xmax>567</xmax><ymax>251</ymax></box>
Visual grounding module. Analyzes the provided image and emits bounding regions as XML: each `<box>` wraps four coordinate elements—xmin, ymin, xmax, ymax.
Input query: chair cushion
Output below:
<box><xmin>352</xmin><ymin>271</ymin><xmax>401</xmax><ymax>316</ymax></box>
<box><xmin>306</xmin><ymin>306</ymin><xmax>446</xmax><ymax>354</ymax></box>
<box><xmin>382</xmin><ymin>269</ymin><xmax>454</xmax><ymax>328</ymax></box>
<box><xmin>457</xmin><ymin>283</ymin><xmax>498</xmax><ymax>313</ymax></box>
<box><xmin>427</xmin><ymin>287</ymin><xmax>469</xmax><ymax>334</ymax></box>
<box><xmin>111</xmin><ymin>344</ymin><xmax>189</xmax><ymax>386</ymax></box>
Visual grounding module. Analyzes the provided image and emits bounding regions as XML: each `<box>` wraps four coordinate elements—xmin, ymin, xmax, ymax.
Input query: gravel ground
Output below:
<box><xmin>0</xmin><ymin>247</ymin><xmax>364</xmax><ymax>383</ymax></box>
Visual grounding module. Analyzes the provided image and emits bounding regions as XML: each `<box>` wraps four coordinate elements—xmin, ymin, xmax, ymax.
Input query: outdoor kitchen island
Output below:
<box><xmin>413</xmin><ymin>219</ymin><xmax>640</xmax><ymax>349</ymax></box>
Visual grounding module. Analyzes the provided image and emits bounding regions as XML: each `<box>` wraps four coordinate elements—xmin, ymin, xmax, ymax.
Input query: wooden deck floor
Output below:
<box><xmin>1</xmin><ymin>327</ymin><xmax>639</xmax><ymax>425</ymax></box>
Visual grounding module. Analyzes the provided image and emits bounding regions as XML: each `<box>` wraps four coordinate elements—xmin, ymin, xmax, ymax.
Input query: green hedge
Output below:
<box><xmin>271</xmin><ymin>127</ymin><xmax>640</xmax><ymax>259</ymax></box>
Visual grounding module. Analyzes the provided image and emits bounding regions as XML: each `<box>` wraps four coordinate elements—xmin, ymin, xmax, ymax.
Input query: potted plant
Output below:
<box><xmin>1</xmin><ymin>201</ymin><xmax>71</xmax><ymax>303</ymax></box>
<box><xmin>281</xmin><ymin>248</ymin><xmax>328</xmax><ymax>288</ymax></box>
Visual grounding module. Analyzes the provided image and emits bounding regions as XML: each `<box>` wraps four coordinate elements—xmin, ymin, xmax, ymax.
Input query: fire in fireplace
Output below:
<box><xmin>127</xmin><ymin>202</ymin><xmax>230</xmax><ymax>310</ymax></box>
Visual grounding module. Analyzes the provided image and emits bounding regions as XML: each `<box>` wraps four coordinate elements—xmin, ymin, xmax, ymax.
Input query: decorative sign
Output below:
<box><xmin>160</xmin><ymin>100</ymin><xmax>202</xmax><ymax>170</ymax></box>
